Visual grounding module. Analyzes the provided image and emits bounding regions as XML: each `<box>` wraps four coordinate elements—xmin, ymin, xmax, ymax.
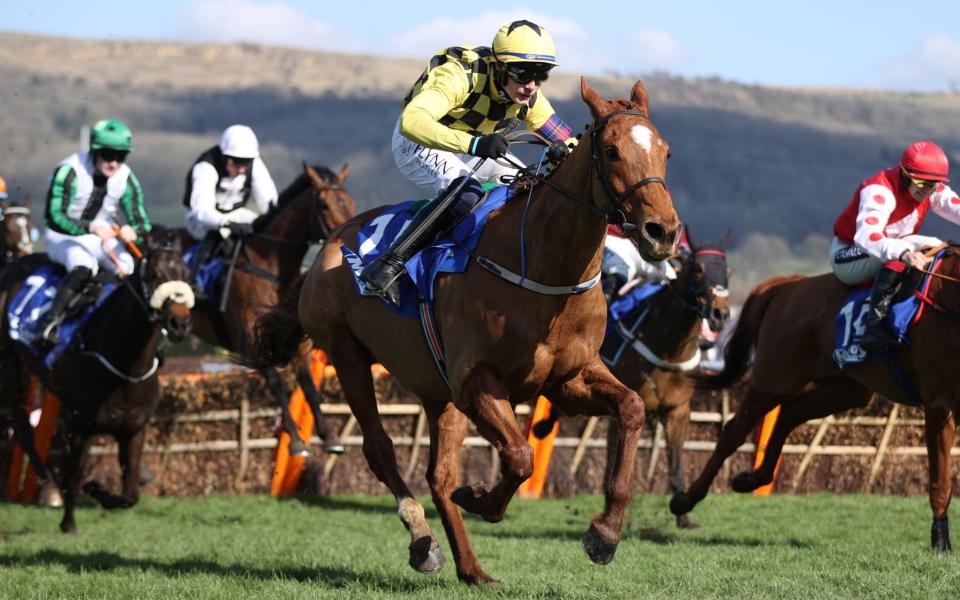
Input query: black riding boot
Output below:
<box><xmin>857</xmin><ymin>266</ymin><xmax>903</xmax><ymax>352</ymax></box>
<box><xmin>35</xmin><ymin>266</ymin><xmax>93</xmax><ymax>346</ymax></box>
<box><xmin>359</xmin><ymin>177</ymin><xmax>484</xmax><ymax>306</ymax></box>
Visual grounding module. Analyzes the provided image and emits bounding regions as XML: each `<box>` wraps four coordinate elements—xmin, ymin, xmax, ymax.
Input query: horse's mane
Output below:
<box><xmin>254</xmin><ymin>165</ymin><xmax>337</xmax><ymax>232</ymax></box>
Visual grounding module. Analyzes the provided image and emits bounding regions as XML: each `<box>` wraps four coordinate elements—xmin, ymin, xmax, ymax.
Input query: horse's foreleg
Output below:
<box><xmin>662</xmin><ymin>400</ymin><xmax>698</xmax><ymax>529</ymax></box>
<box><xmin>451</xmin><ymin>363</ymin><xmax>532</xmax><ymax>524</ymax></box>
<box><xmin>670</xmin><ymin>386</ymin><xmax>781</xmax><ymax>517</ymax></box>
<box><xmin>84</xmin><ymin>430</ymin><xmax>145</xmax><ymax>510</ymax></box>
<box><xmin>925</xmin><ymin>405</ymin><xmax>954</xmax><ymax>552</ymax></box>
<box><xmin>331</xmin><ymin>330</ymin><xmax>442</xmax><ymax>574</ymax></box>
<box><xmin>59</xmin><ymin>430</ymin><xmax>88</xmax><ymax>534</ymax></box>
<box><xmin>550</xmin><ymin>358</ymin><xmax>644</xmax><ymax>565</ymax></box>
<box><xmin>424</xmin><ymin>402</ymin><xmax>494</xmax><ymax>585</ymax></box>
<box><xmin>295</xmin><ymin>363</ymin><xmax>344</xmax><ymax>454</ymax></box>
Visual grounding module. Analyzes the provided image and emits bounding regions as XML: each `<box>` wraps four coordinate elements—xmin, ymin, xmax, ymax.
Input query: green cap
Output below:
<box><xmin>90</xmin><ymin>119</ymin><xmax>133</xmax><ymax>152</ymax></box>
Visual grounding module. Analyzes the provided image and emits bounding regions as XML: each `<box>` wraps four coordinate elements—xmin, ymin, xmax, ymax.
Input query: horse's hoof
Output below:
<box><xmin>932</xmin><ymin>516</ymin><xmax>952</xmax><ymax>552</ymax></box>
<box><xmin>38</xmin><ymin>483</ymin><xmax>63</xmax><ymax>508</ymax></box>
<box><xmin>459</xmin><ymin>571</ymin><xmax>500</xmax><ymax>587</ymax></box>
<box><xmin>676</xmin><ymin>514</ymin><xmax>700</xmax><ymax>530</ymax></box>
<box><xmin>60</xmin><ymin>521</ymin><xmax>77</xmax><ymax>535</ymax></box>
<box><xmin>669</xmin><ymin>492</ymin><xmax>694</xmax><ymax>516</ymax></box>
<box><xmin>731</xmin><ymin>471</ymin><xmax>762</xmax><ymax>493</ymax></box>
<box><xmin>450</xmin><ymin>483</ymin><xmax>487</xmax><ymax>513</ymax></box>
<box><xmin>581</xmin><ymin>523</ymin><xmax>619</xmax><ymax>565</ymax></box>
<box><xmin>408</xmin><ymin>536</ymin><xmax>445</xmax><ymax>574</ymax></box>
<box><xmin>288</xmin><ymin>439</ymin><xmax>311</xmax><ymax>457</ymax></box>
<box><xmin>532</xmin><ymin>419</ymin><xmax>555</xmax><ymax>439</ymax></box>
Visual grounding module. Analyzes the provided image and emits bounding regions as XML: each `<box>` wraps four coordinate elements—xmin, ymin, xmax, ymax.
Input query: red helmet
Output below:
<box><xmin>899</xmin><ymin>140</ymin><xmax>950</xmax><ymax>182</ymax></box>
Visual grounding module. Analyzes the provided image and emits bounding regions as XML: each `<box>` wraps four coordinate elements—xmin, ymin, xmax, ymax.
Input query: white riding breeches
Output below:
<box><xmin>45</xmin><ymin>229</ymin><xmax>134</xmax><ymax>276</ymax></box>
<box><xmin>391</xmin><ymin>117</ymin><xmax>521</xmax><ymax>194</ymax></box>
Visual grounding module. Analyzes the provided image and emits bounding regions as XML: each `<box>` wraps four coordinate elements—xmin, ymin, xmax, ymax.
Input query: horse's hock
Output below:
<box><xmin>0</xmin><ymin>357</ymin><xmax>938</xmax><ymax>498</ymax></box>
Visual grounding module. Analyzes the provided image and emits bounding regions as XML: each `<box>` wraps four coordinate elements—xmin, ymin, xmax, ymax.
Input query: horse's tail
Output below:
<box><xmin>242</xmin><ymin>272</ymin><xmax>308</xmax><ymax>370</ymax></box>
<box><xmin>697</xmin><ymin>275</ymin><xmax>804</xmax><ymax>390</ymax></box>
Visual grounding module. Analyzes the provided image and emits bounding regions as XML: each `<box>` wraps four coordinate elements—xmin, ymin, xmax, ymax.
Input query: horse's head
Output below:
<box><xmin>303</xmin><ymin>163</ymin><xmax>357</xmax><ymax>241</ymax></box>
<box><xmin>0</xmin><ymin>196</ymin><xmax>38</xmax><ymax>262</ymax></box>
<box><xmin>682</xmin><ymin>226</ymin><xmax>731</xmax><ymax>333</ymax></box>
<box><xmin>580</xmin><ymin>78</ymin><xmax>680</xmax><ymax>261</ymax></box>
<box><xmin>138</xmin><ymin>227</ymin><xmax>195</xmax><ymax>342</ymax></box>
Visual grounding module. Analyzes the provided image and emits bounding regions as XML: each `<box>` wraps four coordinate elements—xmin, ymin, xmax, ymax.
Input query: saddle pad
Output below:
<box><xmin>341</xmin><ymin>185</ymin><xmax>515</xmax><ymax>317</ymax></box>
<box><xmin>600</xmin><ymin>282</ymin><xmax>667</xmax><ymax>367</ymax></box>
<box><xmin>185</xmin><ymin>244</ymin><xmax>226</xmax><ymax>303</ymax></box>
<box><xmin>7</xmin><ymin>264</ymin><xmax>118</xmax><ymax>368</ymax></box>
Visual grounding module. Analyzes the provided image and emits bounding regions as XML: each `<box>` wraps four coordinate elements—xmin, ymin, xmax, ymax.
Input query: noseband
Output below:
<box><xmin>679</xmin><ymin>249</ymin><xmax>728</xmax><ymax>318</ymax></box>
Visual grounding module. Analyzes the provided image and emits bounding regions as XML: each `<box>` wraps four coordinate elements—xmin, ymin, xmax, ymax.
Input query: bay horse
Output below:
<box><xmin>182</xmin><ymin>163</ymin><xmax>356</xmax><ymax>457</ymax></box>
<box><xmin>0</xmin><ymin>196</ymin><xmax>37</xmax><ymax>268</ymax></box>
<box><xmin>534</xmin><ymin>228</ymin><xmax>731</xmax><ymax>528</ymax></box>
<box><xmin>670</xmin><ymin>246</ymin><xmax>960</xmax><ymax>550</ymax></box>
<box><xmin>0</xmin><ymin>227</ymin><xmax>194</xmax><ymax>533</ymax></box>
<box><xmin>248</xmin><ymin>78</ymin><xmax>681</xmax><ymax>584</ymax></box>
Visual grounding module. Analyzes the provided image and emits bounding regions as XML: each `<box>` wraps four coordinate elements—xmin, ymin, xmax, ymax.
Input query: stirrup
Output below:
<box><xmin>38</xmin><ymin>319</ymin><xmax>62</xmax><ymax>346</ymax></box>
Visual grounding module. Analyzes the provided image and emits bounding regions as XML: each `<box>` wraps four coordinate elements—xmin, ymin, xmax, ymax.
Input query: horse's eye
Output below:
<box><xmin>605</xmin><ymin>146</ymin><xmax>620</xmax><ymax>161</ymax></box>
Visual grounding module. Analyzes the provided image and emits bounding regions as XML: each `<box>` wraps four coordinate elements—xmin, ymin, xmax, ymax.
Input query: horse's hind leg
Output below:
<box><xmin>331</xmin><ymin>329</ymin><xmax>444</xmax><ymax>574</ymax></box>
<box><xmin>731</xmin><ymin>379</ymin><xmax>872</xmax><ymax>493</ymax></box>
<box><xmin>263</xmin><ymin>369</ymin><xmax>309</xmax><ymax>457</ymax></box>
<box><xmin>450</xmin><ymin>363</ymin><xmax>532</xmax><ymax>524</ymax></box>
<box><xmin>84</xmin><ymin>430</ymin><xmax>144</xmax><ymax>509</ymax></box>
<box><xmin>662</xmin><ymin>399</ymin><xmax>698</xmax><ymax>529</ymax></box>
<box><xmin>59</xmin><ymin>429</ymin><xmax>88</xmax><ymax>534</ymax></box>
<box><xmin>295</xmin><ymin>363</ymin><xmax>345</xmax><ymax>454</ymax></box>
<box><xmin>670</xmin><ymin>386</ymin><xmax>782</xmax><ymax>517</ymax></box>
<box><xmin>425</xmin><ymin>401</ymin><xmax>496</xmax><ymax>585</ymax></box>
<box><xmin>925</xmin><ymin>405</ymin><xmax>954</xmax><ymax>551</ymax></box>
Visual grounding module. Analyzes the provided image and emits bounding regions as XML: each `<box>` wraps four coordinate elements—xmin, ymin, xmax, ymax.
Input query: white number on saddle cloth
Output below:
<box><xmin>838</xmin><ymin>299</ymin><xmax>870</xmax><ymax>348</ymax></box>
<box><xmin>357</xmin><ymin>213</ymin><xmax>413</xmax><ymax>260</ymax></box>
<box><xmin>9</xmin><ymin>274</ymin><xmax>55</xmax><ymax>340</ymax></box>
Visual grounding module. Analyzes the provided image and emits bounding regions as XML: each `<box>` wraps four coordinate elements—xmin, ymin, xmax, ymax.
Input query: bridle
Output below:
<box><xmin>673</xmin><ymin>249</ymin><xmax>729</xmax><ymax>319</ymax></box>
<box><xmin>503</xmin><ymin>110</ymin><xmax>668</xmax><ymax>231</ymax></box>
<box><xmin>0</xmin><ymin>205</ymin><xmax>35</xmax><ymax>260</ymax></box>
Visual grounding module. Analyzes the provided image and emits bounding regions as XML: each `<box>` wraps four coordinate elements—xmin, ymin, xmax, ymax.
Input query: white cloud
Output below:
<box><xmin>177</xmin><ymin>0</ymin><xmax>363</xmax><ymax>52</ymax></box>
<box><xmin>621</xmin><ymin>28</ymin><xmax>690</xmax><ymax>73</ymax></box>
<box><xmin>880</xmin><ymin>34</ymin><xmax>960</xmax><ymax>91</ymax></box>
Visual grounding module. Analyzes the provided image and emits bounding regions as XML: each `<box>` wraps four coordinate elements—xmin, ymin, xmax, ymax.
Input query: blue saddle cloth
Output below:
<box><xmin>600</xmin><ymin>282</ymin><xmax>667</xmax><ymax>366</ymax></box>
<box><xmin>184</xmin><ymin>244</ymin><xmax>226</xmax><ymax>303</ymax></box>
<box><xmin>832</xmin><ymin>251</ymin><xmax>946</xmax><ymax>367</ymax></box>
<box><xmin>7</xmin><ymin>264</ymin><xmax>118</xmax><ymax>368</ymax></box>
<box><xmin>341</xmin><ymin>185</ymin><xmax>516</xmax><ymax>317</ymax></box>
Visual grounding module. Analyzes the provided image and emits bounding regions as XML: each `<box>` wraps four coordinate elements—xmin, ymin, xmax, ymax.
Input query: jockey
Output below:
<box><xmin>184</xmin><ymin>125</ymin><xmax>278</xmax><ymax>253</ymax></box>
<box><xmin>359</xmin><ymin>19</ymin><xmax>578</xmax><ymax>306</ymax></box>
<box><xmin>38</xmin><ymin>118</ymin><xmax>151</xmax><ymax>345</ymax></box>
<box><xmin>602</xmin><ymin>224</ymin><xmax>677</xmax><ymax>303</ymax></box>
<box><xmin>830</xmin><ymin>140</ymin><xmax>960</xmax><ymax>351</ymax></box>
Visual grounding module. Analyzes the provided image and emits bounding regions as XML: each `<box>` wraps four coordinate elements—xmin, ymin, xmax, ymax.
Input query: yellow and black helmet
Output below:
<box><xmin>492</xmin><ymin>20</ymin><xmax>557</xmax><ymax>66</ymax></box>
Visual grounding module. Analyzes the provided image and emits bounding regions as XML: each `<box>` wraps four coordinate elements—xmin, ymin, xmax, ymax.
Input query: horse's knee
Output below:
<box><xmin>617</xmin><ymin>391</ymin><xmax>645</xmax><ymax>431</ymax></box>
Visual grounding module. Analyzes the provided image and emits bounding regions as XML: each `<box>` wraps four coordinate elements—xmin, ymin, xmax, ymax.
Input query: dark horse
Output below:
<box><xmin>670</xmin><ymin>246</ymin><xmax>960</xmax><ymax>550</ymax></box>
<box><xmin>0</xmin><ymin>195</ymin><xmax>37</xmax><ymax>267</ymax></box>
<box><xmin>0</xmin><ymin>228</ymin><xmax>194</xmax><ymax>532</ymax></box>
<box><xmin>182</xmin><ymin>163</ymin><xmax>356</xmax><ymax>457</ymax></box>
<box><xmin>535</xmin><ymin>229</ymin><xmax>731</xmax><ymax>528</ymax></box>
<box><xmin>248</xmin><ymin>78</ymin><xmax>681</xmax><ymax>584</ymax></box>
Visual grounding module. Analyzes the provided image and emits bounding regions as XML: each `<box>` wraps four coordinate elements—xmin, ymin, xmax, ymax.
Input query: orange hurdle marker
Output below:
<box><xmin>518</xmin><ymin>396</ymin><xmax>558</xmax><ymax>499</ymax></box>
<box><xmin>752</xmin><ymin>404</ymin><xmax>783</xmax><ymax>496</ymax></box>
<box><xmin>270</xmin><ymin>350</ymin><xmax>326</xmax><ymax>496</ymax></box>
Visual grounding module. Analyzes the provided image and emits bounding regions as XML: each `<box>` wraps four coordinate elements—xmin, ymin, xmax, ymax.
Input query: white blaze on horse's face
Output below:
<box><xmin>630</xmin><ymin>125</ymin><xmax>654</xmax><ymax>153</ymax></box>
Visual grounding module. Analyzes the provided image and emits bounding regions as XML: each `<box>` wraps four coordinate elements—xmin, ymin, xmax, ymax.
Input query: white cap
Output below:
<box><xmin>219</xmin><ymin>125</ymin><xmax>259</xmax><ymax>159</ymax></box>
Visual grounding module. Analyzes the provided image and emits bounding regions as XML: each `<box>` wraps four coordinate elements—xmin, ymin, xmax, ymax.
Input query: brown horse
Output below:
<box><xmin>248</xmin><ymin>78</ymin><xmax>680</xmax><ymax>584</ymax></box>
<box><xmin>0</xmin><ymin>196</ymin><xmax>37</xmax><ymax>267</ymax></box>
<box><xmin>183</xmin><ymin>163</ymin><xmax>356</xmax><ymax>456</ymax></box>
<box><xmin>532</xmin><ymin>229</ymin><xmax>730</xmax><ymax>528</ymax></box>
<box><xmin>0</xmin><ymin>228</ymin><xmax>194</xmax><ymax>532</ymax></box>
<box><xmin>670</xmin><ymin>247</ymin><xmax>960</xmax><ymax>550</ymax></box>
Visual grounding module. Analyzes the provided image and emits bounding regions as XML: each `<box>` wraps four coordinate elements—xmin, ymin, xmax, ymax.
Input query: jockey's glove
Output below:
<box><xmin>227</xmin><ymin>221</ymin><xmax>254</xmax><ymax>237</ymax></box>
<box><xmin>469</xmin><ymin>133</ymin><xmax>508</xmax><ymax>159</ymax></box>
<box><xmin>546</xmin><ymin>140</ymin><xmax>571</xmax><ymax>162</ymax></box>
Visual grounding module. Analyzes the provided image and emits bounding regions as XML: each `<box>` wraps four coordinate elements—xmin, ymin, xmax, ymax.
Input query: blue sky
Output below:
<box><xmin>5</xmin><ymin>1</ymin><xmax>960</xmax><ymax>91</ymax></box>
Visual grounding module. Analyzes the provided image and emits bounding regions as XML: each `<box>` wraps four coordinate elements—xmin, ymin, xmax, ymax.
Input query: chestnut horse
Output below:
<box><xmin>535</xmin><ymin>229</ymin><xmax>731</xmax><ymax>528</ymax></box>
<box><xmin>248</xmin><ymin>78</ymin><xmax>680</xmax><ymax>584</ymax></box>
<box><xmin>0</xmin><ymin>196</ymin><xmax>37</xmax><ymax>267</ymax></box>
<box><xmin>0</xmin><ymin>228</ymin><xmax>194</xmax><ymax>533</ymax></box>
<box><xmin>183</xmin><ymin>163</ymin><xmax>356</xmax><ymax>457</ymax></box>
<box><xmin>670</xmin><ymin>247</ymin><xmax>960</xmax><ymax>550</ymax></box>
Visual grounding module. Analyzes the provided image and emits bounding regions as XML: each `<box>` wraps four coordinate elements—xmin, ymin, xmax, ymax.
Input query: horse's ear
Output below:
<box><xmin>303</xmin><ymin>162</ymin><xmax>323</xmax><ymax>186</ymax></box>
<box><xmin>719</xmin><ymin>229</ymin><xmax>733</xmax><ymax>250</ymax></box>
<box><xmin>581</xmin><ymin>76</ymin><xmax>608</xmax><ymax>121</ymax></box>
<box><xmin>684</xmin><ymin>223</ymin><xmax>698</xmax><ymax>251</ymax></box>
<box><xmin>22</xmin><ymin>194</ymin><xmax>31</xmax><ymax>208</ymax></box>
<box><xmin>630</xmin><ymin>80</ymin><xmax>650</xmax><ymax>114</ymax></box>
<box><xmin>338</xmin><ymin>163</ymin><xmax>350</xmax><ymax>185</ymax></box>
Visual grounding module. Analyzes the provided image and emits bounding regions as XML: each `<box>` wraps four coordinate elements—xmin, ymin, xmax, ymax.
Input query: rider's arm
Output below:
<box><xmin>119</xmin><ymin>170</ymin><xmax>151</xmax><ymax>242</ymax></box>
<box><xmin>188</xmin><ymin>161</ymin><xmax>229</xmax><ymax>229</ymax></box>
<box><xmin>399</xmin><ymin>62</ymin><xmax>473</xmax><ymax>153</ymax></box>
<box><xmin>525</xmin><ymin>93</ymin><xmax>576</xmax><ymax>145</ymax></box>
<box><xmin>250</xmin><ymin>158</ymin><xmax>279</xmax><ymax>214</ymax></box>
<box><xmin>852</xmin><ymin>184</ymin><xmax>912</xmax><ymax>262</ymax></box>
<box><xmin>44</xmin><ymin>164</ymin><xmax>89</xmax><ymax>236</ymax></box>
<box><xmin>928</xmin><ymin>184</ymin><xmax>960</xmax><ymax>225</ymax></box>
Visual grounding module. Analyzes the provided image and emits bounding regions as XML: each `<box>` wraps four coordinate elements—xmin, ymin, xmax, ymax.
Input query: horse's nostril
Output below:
<box><xmin>643</xmin><ymin>221</ymin><xmax>666</xmax><ymax>243</ymax></box>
